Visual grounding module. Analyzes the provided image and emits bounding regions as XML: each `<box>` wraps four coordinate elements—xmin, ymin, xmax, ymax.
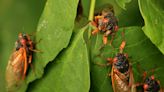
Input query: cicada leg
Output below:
<box><xmin>103</xmin><ymin>35</ymin><xmax>108</xmax><ymax>45</ymax></box>
<box><xmin>93</xmin><ymin>55</ymin><xmax>113</xmax><ymax>67</ymax></box>
<box><xmin>92</xmin><ymin>29</ymin><xmax>99</xmax><ymax>35</ymax></box>
<box><xmin>111</xmin><ymin>66</ymin><xmax>116</xmax><ymax>92</ymax></box>
<box><xmin>108</xmin><ymin>31</ymin><xmax>116</xmax><ymax>48</ymax></box>
<box><xmin>29</xmin><ymin>48</ymin><xmax>42</xmax><ymax>53</ymax></box>
<box><xmin>28</xmin><ymin>55</ymin><xmax>36</xmax><ymax>75</ymax></box>
<box><xmin>129</xmin><ymin>65</ymin><xmax>137</xmax><ymax>92</ymax></box>
<box><xmin>90</xmin><ymin>21</ymin><xmax>98</xmax><ymax>27</ymax></box>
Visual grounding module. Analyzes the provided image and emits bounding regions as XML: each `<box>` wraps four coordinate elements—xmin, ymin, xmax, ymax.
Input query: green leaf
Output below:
<box><xmin>90</xmin><ymin>27</ymin><xmax>164</xmax><ymax>92</ymax></box>
<box><xmin>138</xmin><ymin>0</ymin><xmax>164</xmax><ymax>54</ymax></box>
<box><xmin>117</xmin><ymin>0</ymin><xmax>144</xmax><ymax>27</ymax></box>
<box><xmin>27</xmin><ymin>26</ymin><xmax>90</xmax><ymax>92</ymax></box>
<box><xmin>25</xmin><ymin>0</ymin><xmax>79</xmax><ymax>91</ymax></box>
<box><xmin>115</xmin><ymin>0</ymin><xmax>131</xmax><ymax>10</ymax></box>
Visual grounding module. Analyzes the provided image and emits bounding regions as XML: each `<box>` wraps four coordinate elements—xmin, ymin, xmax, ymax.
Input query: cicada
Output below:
<box><xmin>95</xmin><ymin>39</ymin><xmax>136</xmax><ymax>92</ymax></box>
<box><xmin>106</xmin><ymin>40</ymin><xmax>136</xmax><ymax>92</ymax></box>
<box><xmin>91</xmin><ymin>7</ymin><xmax>118</xmax><ymax>46</ymax></box>
<box><xmin>135</xmin><ymin>71</ymin><xmax>163</xmax><ymax>92</ymax></box>
<box><xmin>142</xmin><ymin>75</ymin><xmax>162</xmax><ymax>92</ymax></box>
<box><xmin>6</xmin><ymin>33</ymin><xmax>34</xmax><ymax>90</ymax></box>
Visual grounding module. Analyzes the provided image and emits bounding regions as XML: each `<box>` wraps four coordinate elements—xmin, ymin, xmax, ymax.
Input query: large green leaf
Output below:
<box><xmin>138</xmin><ymin>0</ymin><xmax>164</xmax><ymax>54</ymax></box>
<box><xmin>25</xmin><ymin>0</ymin><xmax>79</xmax><ymax>91</ymax></box>
<box><xmin>27</xmin><ymin>26</ymin><xmax>90</xmax><ymax>92</ymax></box>
<box><xmin>90</xmin><ymin>27</ymin><xmax>164</xmax><ymax>92</ymax></box>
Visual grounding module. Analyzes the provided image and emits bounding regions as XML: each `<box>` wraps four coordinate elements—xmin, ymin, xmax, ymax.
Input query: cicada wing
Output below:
<box><xmin>111</xmin><ymin>66</ymin><xmax>117</xmax><ymax>92</ymax></box>
<box><xmin>129</xmin><ymin>65</ymin><xmax>136</xmax><ymax>92</ymax></box>
<box><xmin>6</xmin><ymin>49</ymin><xmax>25</xmax><ymax>91</ymax></box>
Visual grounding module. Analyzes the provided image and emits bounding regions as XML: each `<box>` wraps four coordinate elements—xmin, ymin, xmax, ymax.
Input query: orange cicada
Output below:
<box><xmin>106</xmin><ymin>40</ymin><xmax>136</xmax><ymax>92</ymax></box>
<box><xmin>95</xmin><ymin>38</ymin><xmax>136</xmax><ymax>92</ymax></box>
<box><xmin>91</xmin><ymin>7</ymin><xmax>118</xmax><ymax>46</ymax></box>
<box><xmin>6</xmin><ymin>33</ymin><xmax>35</xmax><ymax>90</ymax></box>
<box><xmin>142</xmin><ymin>75</ymin><xmax>162</xmax><ymax>92</ymax></box>
<box><xmin>135</xmin><ymin>70</ymin><xmax>163</xmax><ymax>92</ymax></box>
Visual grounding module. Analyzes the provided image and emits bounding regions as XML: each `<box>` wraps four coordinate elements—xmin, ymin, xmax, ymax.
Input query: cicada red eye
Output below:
<box><xmin>20</xmin><ymin>39</ymin><xmax>27</xmax><ymax>46</ymax></box>
<box><xmin>103</xmin><ymin>18</ymin><xmax>109</xmax><ymax>23</ymax></box>
<box><xmin>143</xmin><ymin>84</ymin><xmax>149</xmax><ymax>90</ymax></box>
<box><xmin>113</xmin><ymin>57</ymin><xmax>117</xmax><ymax>63</ymax></box>
<box><xmin>151</xmin><ymin>75</ymin><xmax>155</xmax><ymax>80</ymax></box>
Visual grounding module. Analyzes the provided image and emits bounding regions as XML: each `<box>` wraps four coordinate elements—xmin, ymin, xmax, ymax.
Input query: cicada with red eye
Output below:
<box><xmin>107</xmin><ymin>41</ymin><xmax>136</xmax><ymax>92</ymax></box>
<box><xmin>91</xmin><ymin>7</ymin><xmax>118</xmax><ymax>46</ymax></box>
<box><xmin>143</xmin><ymin>75</ymin><xmax>162</xmax><ymax>92</ymax></box>
<box><xmin>95</xmin><ymin>39</ymin><xmax>136</xmax><ymax>92</ymax></box>
<box><xmin>136</xmin><ymin>71</ymin><xmax>163</xmax><ymax>92</ymax></box>
<box><xmin>6</xmin><ymin>33</ymin><xmax>36</xmax><ymax>90</ymax></box>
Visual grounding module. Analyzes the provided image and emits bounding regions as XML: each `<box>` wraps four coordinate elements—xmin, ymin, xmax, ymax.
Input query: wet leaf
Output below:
<box><xmin>27</xmin><ymin>26</ymin><xmax>90</xmax><ymax>92</ymax></box>
<box><xmin>90</xmin><ymin>27</ymin><xmax>164</xmax><ymax>92</ymax></box>
<box><xmin>138</xmin><ymin>0</ymin><xmax>164</xmax><ymax>54</ymax></box>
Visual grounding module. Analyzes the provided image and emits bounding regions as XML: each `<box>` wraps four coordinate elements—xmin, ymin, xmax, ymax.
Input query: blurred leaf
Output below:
<box><xmin>117</xmin><ymin>0</ymin><xmax>144</xmax><ymax>27</ymax></box>
<box><xmin>27</xmin><ymin>26</ymin><xmax>90</xmax><ymax>92</ymax></box>
<box><xmin>138</xmin><ymin>0</ymin><xmax>164</xmax><ymax>54</ymax></box>
<box><xmin>90</xmin><ymin>27</ymin><xmax>164</xmax><ymax>92</ymax></box>
<box><xmin>115</xmin><ymin>0</ymin><xmax>131</xmax><ymax>10</ymax></box>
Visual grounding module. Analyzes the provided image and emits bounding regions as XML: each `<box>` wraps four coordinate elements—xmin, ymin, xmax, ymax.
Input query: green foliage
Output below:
<box><xmin>0</xmin><ymin>0</ymin><xmax>164</xmax><ymax>92</ymax></box>
<box><xmin>27</xmin><ymin>26</ymin><xmax>90</xmax><ymax>92</ymax></box>
<box><xmin>138</xmin><ymin>0</ymin><xmax>164</xmax><ymax>54</ymax></box>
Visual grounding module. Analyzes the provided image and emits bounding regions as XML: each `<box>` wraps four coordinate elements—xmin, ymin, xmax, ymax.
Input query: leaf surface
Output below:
<box><xmin>27</xmin><ymin>26</ymin><xmax>90</xmax><ymax>92</ymax></box>
<box><xmin>138</xmin><ymin>0</ymin><xmax>164</xmax><ymax>54</ymax></box>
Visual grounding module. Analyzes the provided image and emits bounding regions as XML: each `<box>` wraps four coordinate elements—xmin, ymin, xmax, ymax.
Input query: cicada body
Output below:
<box><xmin>109</xmin><ymin>53</ymin><xmax>136</xmax><ymax>92</ymax></box>
<box><xmin>6</xmin><ymin>33</ymin><xmax>34</xmax><ymax>91</ymax></box>
<box><xmin>105</xmin><ymin>40</ymin><xmax>136</xmax><ymax>92</ymax></box>
<box><xmin>91</xmin><ymin>7</ymin><xmax>118</xmax><ymax>45</ymax></box>
<box><xmin>136</xmin><ymin>75</ymin><xmax>163</xmax><ymax>92</ymax></box>
<box><xmin>143</xmin><ymin>76</ymin><xmax>161</xmax><ymax>92</ymax></box>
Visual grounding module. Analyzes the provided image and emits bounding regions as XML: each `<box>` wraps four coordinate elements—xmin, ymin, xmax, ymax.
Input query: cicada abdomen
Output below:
<box><xmin>6</xmin><ymin>48</ymin><xmax>26</xmax><ymax>91</ymax></box>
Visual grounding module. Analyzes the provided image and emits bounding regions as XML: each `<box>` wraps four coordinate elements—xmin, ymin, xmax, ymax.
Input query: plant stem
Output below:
<box><xmin>88</xmin><ymin>0</ymin><xmax>96</xmax><ymax>21</ymax></box>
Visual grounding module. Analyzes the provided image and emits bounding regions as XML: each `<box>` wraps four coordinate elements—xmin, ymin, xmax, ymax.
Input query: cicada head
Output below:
<box><xmin>114</xmin><ymin>53</ymin><xmax>129</xmax><ymax>73</ymax></box>
<box><xmin>143</xmin><ymin>76</ymin><xmax>160</xmax><ymax>92</ymax></box>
